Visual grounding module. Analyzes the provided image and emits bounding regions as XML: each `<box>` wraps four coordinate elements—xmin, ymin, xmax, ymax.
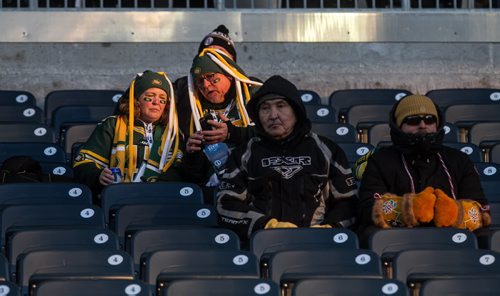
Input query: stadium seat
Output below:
<box><xmin>0</xmin><ymin>281</ymin><xmax>20</xmax><ymax>296</ymax></box>
<box><xmin>32</xmin><ymin>279</ymin><xmax>151</xmax><ymax>296</ymax></box>
<box><xmin>44</xmin><ymin>89</ymin><xmax>121</xmax><ymax>125</ymax></box>
<box><xmin>337</xmin><ymin>142</ymin><xmax>374</xmax><ymax>165</ymax></box>
<box><xmin>489</xmin><ymin>202</ymin><xmax>500</xmax><ymax>228</ymax></box>
<box><xmin>0</xmin><ymin>204</ymin><xmax>105</xmax><ymax>251</ymax></box>
<box><xmin>0</xmin><ymin>183</ymin><xmax>92</xmax><ymax>207</ymax></box>
<box><xmin>345</xmin><ymin>105</ymin><xmax>393</xmax><ymax>143</ymax></box>
<box><xmin>328</xmin><ymin>89</ymin><xmax>410</xmax><ymax>123</ymax></box>
<box><xmin>420</xmin><ymin>277</ymin><xmax>500</xmax><ymax>296</ymax></box>
<box><xmin>142</xmin><ymin>249</ymin><xmax>260</xmax><ymax>294</ymax></box>
<box><xmin>268</xmin><ymin>249</ymin><xmax>382</xmax><ymax>294</ymax></box>
<box><xmin>0</xmin><ymin>106</ymin><xmax>43</xmax><ymax>123</ymax></box>
<box><xmin>444</xmin><ymin>142</ymin><xmax>482</xmax><ymax>162</ymax></box>
<box><xmin>0</xmin><ymin>123</ymin><xmax>56</xmax><ymax>143</ymax></box>
<box><xmin>250</xmin><ymin>228</ymin><xmax>358</xmax><ymax>278</ymax></box>
<box><xmin>474</xmin><ymin>162</ymin><xmax>500</xmax><ymax>181</ymax></box>
<box><xmin>113</xmin><ymin>203</ymin><xmax>218</xmax><ymax>250</ymax></box>
<box><xmin>51</xmin><ymin>105</ymin><xmax>115</xmax><ymax>141</ymax></box>
<box><xmin>426</xmin><ymin>88</ymin><xmax>500</xmax><ymax>109</ymax></box>
<box><xmin>298</xmin><ymin>89</ymin><xmax>322</xmax><ymax>105</ymax></box>
<box><xmin>7</xmin><ymin>228</ymin><xmax>119</xmax><ymax>283</ymax></box>
<box><xmin>305</xmin><ymin>105</ymin><xmax>336</xmax><ymax>123</ymax></box>
<box><xmin>491</xmin><ymin>143</ymin><xmax>500</xmax><ymax>164</ymax></box>
<box><xmin>39</xmin><ymin>161</ymin><xmax>74</xmax><ymax>179</ymax></box>
<box><xmin>393</xmin><ymin>249</ymin><xmax>500</xmax><ymax>295</ymax></box>
<box><xmin>100</xmin><ymin>182</ymin><xmax>204</xmax><ymax>224</ymax></box>
<box><xmin>487</xmin><ymin>229</ymin><xmax>500</xmax><ymax>252</ymax></box>
<box><xmin>0</xmin><ymin>142</ymin><xmax>66</xmax><ymax>164</ymax></box>
<box><xmin>469</xmin><ymin>122</ymin><xmax>500</xmax><ymax>152</ymax></box>
<box><xmin>292</xmin><ymin>278</ymin><xmax>408</xmax><ymax>296</ymax></box>
<box><xmin>311</xmin><ymin>122</ymin><xmax>357</xmax><ymax>143</ymax></box>
<box><xmin>162</xmin><ymin>279</ymin><xmax>279</xmax><ymax>296</ymax></box>
<box><xmin>18</xmin><ymin>249</ymin><xmax>134</xmax><ymax>296</ymax></box>
<box><xmin>367</xmin><ymin>123</ymin><xmax>391</xmax><ymax>146</ymax></box>
<box><xmin>61</xmin><ymin>123</ymin><xmax>96</xmax><ymax>162</ymax></box>
<box><xmin>368</xmin><ymin>228</ymin><xmax>477</xmax><ymax>278</ymax></box>
<box><xmin>444</xmin><ymin>105</ymin><xmax>500</xmax><ymax>130</ymax></box>
<box><xmin>0</xmin><ymin>254</ymin><xmax>9</xmax><ymax>282</ymax></box>
<box><xmin>131</xmin><ymin>227</ymin><xmax>240</xmax><ymax>274</ymax></box>
<box><xmin>0</xmin><ymin>90</ymin><xmax>36</xmax><ymax>107</ymax></box>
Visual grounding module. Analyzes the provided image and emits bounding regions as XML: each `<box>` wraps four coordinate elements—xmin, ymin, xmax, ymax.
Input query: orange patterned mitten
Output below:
<box><xmin>434</xmin><ymin>188</ymin><xmax>459</xmax><ymax>227</ymax></box>
<box><xmin>372</xmin><ymin>193</ymin><xmax>405</xmax><ymax>228</ymax></box>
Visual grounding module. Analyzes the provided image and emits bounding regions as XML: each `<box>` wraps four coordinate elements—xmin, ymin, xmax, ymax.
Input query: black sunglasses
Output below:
<box><xmin>403</xmin><ymin>115</ymin><xmax>437</xmax><ymax>126</ymax></box>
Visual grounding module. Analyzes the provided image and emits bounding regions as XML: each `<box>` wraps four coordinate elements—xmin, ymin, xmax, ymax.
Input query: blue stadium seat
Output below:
<box><xmin>444</xmin><ymin>142</ymin><xmax>483</xmax><ymax>162</ymax></box>
<box><xmin>311</xmin><ymin>122</ymin><xmax>357</xmax><ymax>143</ymax></box>
<box><xmin>162</xmin><ymin>279</ymin><xmax>279</xmax><ymax>296</ymax></box>
<box><xmin>328</xmin><ymin>89</ymin><xmax>410</xmax><ymax>123</ymax></box>
<box><xmin>100</xmin><ymin>182</ymin><xmax>203</xmax><ymax>225</ymax></box>
<box><xmin>61</xmin><ymin>123</ymin><xmax>96</xmax><ymax>163</ymax></box>
<box><xmin>469</xmin><ymin>122</ymin><xmax>500</xmax><ymax>151</ymax></box>
<box><xmin>0</xmin><ymin>123</ymin><xmax>56</xmax><ymax>143</ymax></box>
<box><xmin>130</xmin><ymin>227</ymin><xmax>240</xmax><ymax>274</ymax></box>
<box><xmin>491</xmin><ymin>143</ymin><xmax>500</xmax><ymax>164</ymax></box>
<box><xmin>142</xmin><ymin>249</ymin><xmax>260</xmax><ymax>294</ymax></box>
<box><xmin>33</xmin><ymin>279</ymin><xmax>151</xmax><ymax>296</ymax></box>
<box><xmin>337</xmin><ymin>142</ymin><xmax>374</xmax><ymax>165</ymax></box>
<box><xmin>474</xmin><ymin>162</ymin><xmax>500</xmax><ymax>181</ymax></box>
<box><xmin>0</xmin><ymin>90</ymin><xmax>36</xmax><ymax>107</ymax></box>
<box><xmin>420</xmin><ymin>277</ymin><xmax>500</xmax><ymax>296</ymax></box>
<box><xmin>292</xmin><ymin>278</ymin><xmax>408</xmax><ymax>296</ymax></box>
<box><xmin>393</xmin><ymin>249</ymin><xmax>500</xmax><ymax>295</ymax></box>
<box><xmin>444</xmin><ymin>105</ymin><xmax>500</xmax><ymax>130</ymax></box>
<box><xmin>0</xmin><ymin>281</ymin><xmax>20</xmax><ymax>296</ymax></box>
<box><xmin>305</xmin><ymin>105</ymin><xmax>336</xmax><ymax>123</ymax></box>
<box><xmin>0</xmin><ymin>183</ymin><xmax>92</xmax><ymax>207</ymax></box>
<box><xmin>368</xmin><ymin>228</ymin><xmax>477</xmax><ymax>278</ymax></box>
<box><xmin>44</xmin><ymin>89</ymin><xmax>121</xmax><ymax>125</ymax></box>
<box><xmin>18</xmin><ymin>249</ymin><xmax>134</xmax><ymax>296</ymax></box>
<box><xmin>0</xmin><ymin>142</ymin><xmax>66</xmax><ymax>164</ymax></box>
<box><xmin>426</xmin><ymin>88</ymin><xmax>500</xmax><ymax>109</ymax></box>
<box><xmin>0</xmin><ymin>106</ymin><xmax>43</xmax><ymax>124</ymax></box>
<box><xmin>298</xmin><ymin>89</ymin><xmax>322</xmax><ymax>105</ymax></box>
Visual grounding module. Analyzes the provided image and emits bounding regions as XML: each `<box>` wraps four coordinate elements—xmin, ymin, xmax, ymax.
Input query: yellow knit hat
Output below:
<box><xmin>395</xmin><ymin>94</ymin><xmax>439</xmax><ymax>127</ymax></box>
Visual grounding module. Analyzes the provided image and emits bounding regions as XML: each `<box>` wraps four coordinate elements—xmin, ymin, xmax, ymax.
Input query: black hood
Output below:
<box><xmin>247</xmin><ymin>75</ymin><xmax>311</xmax><ymax>143</ymax></box>
<box><xmin>389</xmin><ymin>98</ymin><xmax>445</xmax><ymax>156</ymax></box>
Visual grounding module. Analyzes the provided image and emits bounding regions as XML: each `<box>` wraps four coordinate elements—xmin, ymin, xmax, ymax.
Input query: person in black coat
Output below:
<box><xmin>357</xmin><ymin>94</ymin><xmax>489</xmax><ymax>245</ymax></box>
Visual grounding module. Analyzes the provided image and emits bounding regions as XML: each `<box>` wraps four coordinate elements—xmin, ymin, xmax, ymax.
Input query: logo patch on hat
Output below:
<box><xmin>152</xmin><ymin>79</ymin><xmax>162</xmax><ymax>86</ymax></box>
<box><xmin>193</xmin><ymin>67</ymin><xmax>201</xmax><ymax>75</ymax></box>
<box><xmin>204</xmin><ymin>37</ymin><xmax>214</xmax><ymax>46</ymax></box>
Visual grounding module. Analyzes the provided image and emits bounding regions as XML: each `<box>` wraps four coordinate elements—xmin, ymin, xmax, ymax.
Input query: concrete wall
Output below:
<box><xmin>1</xmin><ymin>11</ymin><xmax>500</xmax><ymax>106</ymax></box>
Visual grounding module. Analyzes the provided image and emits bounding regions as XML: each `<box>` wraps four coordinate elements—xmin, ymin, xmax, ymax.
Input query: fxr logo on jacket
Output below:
<box><xmin>261</xmin><ymin>156</ymin><xmax>312</xmax><ymax>179</ymax></box>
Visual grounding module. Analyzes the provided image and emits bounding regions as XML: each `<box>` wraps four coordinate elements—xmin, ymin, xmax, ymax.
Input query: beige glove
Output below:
<box><xmin>265</xmin><ymin>218</ymin><xmax>298</xmax><ymax>229</ymax></box>
<box><xmin>311</xmin><ymin>224</ymin><xmax>332</xmax><ymax>228</ymax></box>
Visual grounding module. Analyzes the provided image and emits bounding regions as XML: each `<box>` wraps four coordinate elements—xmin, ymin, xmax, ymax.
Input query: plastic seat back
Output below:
<box><xmin>0</xmin><ymin>106</ymin><xmax>43</xmax><ymax>124</ymax></box>
<box><xmin>0</xmin><ymin>91</ymin><xmax>36</xmax><ymax>107</ymax></box>
<box><xmin>0</xmin><ymin>123</ymin><xmax>55</xmax><ymax>143</ymax></box>
<box><xmin>8</xmin><ymin>228</ymin><xmax>119</xmax><ymax>282</ymax></box>
<box><xmin>32</xmin><ymin>279</ymin><xmax>150</xmax><ymax>296</ymax></box>
<box><xmin>18</xmin><ymin>249</ymin><xmax>134</xmax><ymax>296</ymax></box>
<box><xmin>131</xmin><ymin>227</ymin><xmax>240</xmax><ymax>274</ymax></box>
<box><xmin>0</xmin><ymin>183</ymin><xmax>92</xmax><ymax>207</ymax></box>
<box><xmin>100</xmin><ymin>182</ymin><xmax>203</xmax><ymax>224</ymax></box>
<box><xmin>298</xmin><ymin>89</ymin><xmax>322</xmax><ymax>105</ymax></box>
<box><xmin>114</xmin><ymin>203</ymin><xmax>217</xmax><ymax>249</ymax></box>
<box><xmin>311</xmin><ymin>123</ymin><xmax>357</xmax><ymax>143</ymax></box>
<box><xmin>163</xmin><ymin>279</ymin><xmax>279</xmax><ymax>296</ymax></box>
<box><xmin>292</xmin><ymin>278</ymin><xmax>408</xmax><ymax>296</ymax></box>
<box><xmin>142</xmin><ymin>249</ymin><xmax>259</xmax><ymax>294</ymax></box>
<box><xmin>328</xmin><ymin>89</ymin><xmax>410</xmax><ymax>123</ymax></box>
<box><xmin>44</xmin><ymin>89</ymin><xmax>121</xmax><ymax>125</ymax></box>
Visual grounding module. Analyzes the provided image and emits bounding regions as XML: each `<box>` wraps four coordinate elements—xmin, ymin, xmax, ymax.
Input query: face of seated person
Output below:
<box><xmin>138</xmin><ymin>87</ymin><xmax>168</xmax><ymax>123</ymax></box>
<box><xmin>400</xmin><ymin>114</ymin><xmax>438</xmax><ymax>135</ymax></box>
<box><xmin>196</xmin><ymin>72</ymin><xmax>232</xmax><ymax>104</ymax></box>
<box><xmin>258</xmin><ymin>98</ymin><xmax>297</xmax><ymax>140</ymax></box>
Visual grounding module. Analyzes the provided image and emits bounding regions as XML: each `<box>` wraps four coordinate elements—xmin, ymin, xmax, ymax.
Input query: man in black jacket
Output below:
<box><xmin>216</xmin><ymin>75</ymin><xmax>358</xmax><ymax>241</ymax></box>
<box><xmin>357</xmin><ymin>94</ymin><xmax>489</xmax><ymax>244</ymax></box>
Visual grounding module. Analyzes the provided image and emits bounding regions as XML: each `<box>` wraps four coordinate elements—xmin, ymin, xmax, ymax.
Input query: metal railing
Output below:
<box><xmin>1</xmin><ymin>0</ymin><xmax>498</xmax><ymax>9</ymax></box>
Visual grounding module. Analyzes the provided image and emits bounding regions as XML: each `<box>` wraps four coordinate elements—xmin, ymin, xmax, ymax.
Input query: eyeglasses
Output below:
<box><xmin>195</xmin><ymin>73</ymin><xmax>221</xmax><ymax>86</ymax></box>
<box><xmin>403</xmin><ymin>115</ymin><xmax>437</xmax><ymax>126</ymax></box>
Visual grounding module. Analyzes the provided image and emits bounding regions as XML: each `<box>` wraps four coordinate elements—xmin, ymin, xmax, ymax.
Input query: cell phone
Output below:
<box><xmin>199</xmin><ymin>113</ymin><xmax>217</xmax><ymax>131</ymax></box>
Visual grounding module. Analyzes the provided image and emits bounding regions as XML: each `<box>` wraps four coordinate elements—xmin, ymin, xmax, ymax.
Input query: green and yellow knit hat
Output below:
<box><xmin>190</xmin><ymin>51</ymin><xmax>245</xmax><ymax>82</ymax></box>
<box><xmin>131</xmin><ymin>70</ymin><xmax>171</xmax><ymax>99</ymax></box>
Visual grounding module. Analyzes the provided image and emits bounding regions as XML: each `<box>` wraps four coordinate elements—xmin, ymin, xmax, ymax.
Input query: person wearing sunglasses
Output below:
<box><xmin>356</xmin><ymin>94</ymin><xmax>489</xmax><ymax>246</ymax></box>
<box><xmin>73</xmin><ymin>70</ymin><xmax>184</xmax><ymax>197</ymax></box>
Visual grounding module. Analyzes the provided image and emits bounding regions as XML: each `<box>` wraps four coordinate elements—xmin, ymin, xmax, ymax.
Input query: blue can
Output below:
<box><xmin>110</xmin><ymin>167</ymin><xmax>122</xmax><ymax>183</ymax></box>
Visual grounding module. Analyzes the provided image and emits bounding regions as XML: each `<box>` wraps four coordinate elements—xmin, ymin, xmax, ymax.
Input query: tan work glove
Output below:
<box><xmin>265</xmin><ymin>218</ymin><xmax>298</xmax><ymax>229</ymax></box>
<box><xmin>311</xmin><ymin>224</ymin><xmax>332</xmax><ymax>228</ymax></box>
